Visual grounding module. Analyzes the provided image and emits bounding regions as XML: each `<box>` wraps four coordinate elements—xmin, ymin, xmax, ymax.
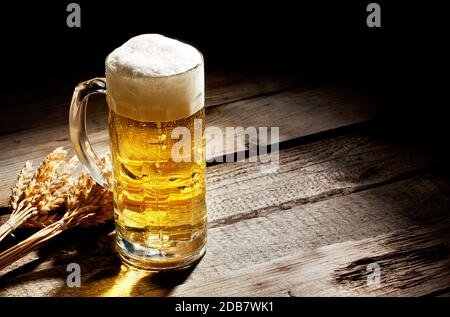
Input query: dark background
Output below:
<box><xmin>2</xmin><ymin>1</ymin><xmax>389</xmax><ymax>90</ymax></box>
<box><xmin>0</xmin><ymin>1</ymin><xmax>447</xmax><ymax>149</ymax></box>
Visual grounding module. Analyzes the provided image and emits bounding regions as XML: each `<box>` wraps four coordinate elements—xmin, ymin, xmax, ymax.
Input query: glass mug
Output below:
<box><xmin>69</xmin><ymin>34</ymin><xmax>207</xmax><ymax>271</ymax></box>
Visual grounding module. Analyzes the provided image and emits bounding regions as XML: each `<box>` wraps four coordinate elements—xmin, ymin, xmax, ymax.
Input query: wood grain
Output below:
<box><xmin>206</xmin><ymin>131</ymin><xmax>431</xmax><ymax>227</ymax></box>
<box><xmin>0</xmin><ymin>86</ymin><xmax>379</xmax><ymax>208</ymax></box>
<box><xmin>0</xmin><ymin>70</ymin><xmax>304</xmax><ymax>135</ymax></box>
<box><xmin>1</xmin><ymin>126</ymin><xmax>429</xmax><ymax>223</ymax></box>
<box><xmin>1</xmin><ymin>69</ymin><xmax>445</xmax><ymax>297</ymax></box>
<box><xmin>1</xmin><ymin>173</ymin><xmax>449</xmax><ymax>296</ymax></box>
<box><xmin>172</xmin><ymin>219</ymin><xmax>450</xmax><ymax>297</ymax></box>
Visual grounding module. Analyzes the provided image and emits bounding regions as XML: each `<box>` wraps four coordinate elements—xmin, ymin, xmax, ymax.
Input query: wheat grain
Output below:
<box><xmin>9</xmin><ymin>161</ymin><xmax>34</xmax><ymax>211</ymax></box>
<box><xmin>0</xmin><ymin>148</ymin><xmax>80</xmax><ymax>241</ymax></box>
<box><xmin>0</xmin><ymin>156</ymin><xmax>114</xmax><ymax>271</ymax></box>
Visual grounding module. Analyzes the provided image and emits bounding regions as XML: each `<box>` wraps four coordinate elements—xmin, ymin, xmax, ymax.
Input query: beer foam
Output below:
<box><xmin>106</xmin><ymin>34</ymin><xmax>204</xmax><ymax>122</ymax></box>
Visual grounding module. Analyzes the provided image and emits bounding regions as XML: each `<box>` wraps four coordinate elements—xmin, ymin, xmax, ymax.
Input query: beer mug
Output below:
<box><xmin>69</xmin><ymin>34</ymin><xmax>207</xmax><ymax>270</ymax></box>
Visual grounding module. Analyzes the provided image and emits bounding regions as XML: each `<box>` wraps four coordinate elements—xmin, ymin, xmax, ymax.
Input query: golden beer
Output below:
<box><xmin>70</xmin><ymin>34</ymin><xmax>207</xmax><ymax>270</ymax></box>
<box><xmin>110</xmin><ymin>108</ymin><xmax>206</xmax><ymax>266</ymax></box>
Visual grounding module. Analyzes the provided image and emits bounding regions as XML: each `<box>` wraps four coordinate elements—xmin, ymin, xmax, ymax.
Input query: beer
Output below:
<box><xmin>109</xmin><ymin>108</ymin><xmax>206</xmax><ymax>266</ymax></box>
<box><xmin>70</xmin><ymin>34</ymin><xmax>207</xmax><ymax>270</ymax></box>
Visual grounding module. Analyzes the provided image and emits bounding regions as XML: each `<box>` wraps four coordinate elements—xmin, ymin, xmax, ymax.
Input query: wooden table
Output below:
<box><xmin>1</xmin><ymin>69</ymin><xmax>450</xmax><ymax>297</ymax></box>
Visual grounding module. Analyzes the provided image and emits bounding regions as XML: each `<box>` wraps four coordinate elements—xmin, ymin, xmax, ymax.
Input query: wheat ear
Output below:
<box><xmin>0</xmin><ymin>148</ymin><xmax>78</xmax><ymax>242</ymax></box>
<box><xmin>0</xmin><ymin>156</ymin><xmax>113</xmax><ymax>271</ymax></box>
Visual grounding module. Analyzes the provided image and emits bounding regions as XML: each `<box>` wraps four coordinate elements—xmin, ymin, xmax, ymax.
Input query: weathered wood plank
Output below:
<box><xmin>1</xmin><ymin>174</ymin><xmax>449</xmax><ymax>296</ymax></box>
<box><xmin>0</xmin><ymin>70</ymin><xmax>304</xmax><ymax>135</ymax></box>
<box><xmin>1</xmin><ymin>126</ymin><xmax>429</xmax><ymax>224</ymax></box>
<box><xmin>206</xmin><ymin>131</ymin><xmax>431</xmax><ymax>228</ymax></box>
<box><xmin>205</xmin><ymin>70</ymin><xmax>303</xmax><ymax>107</ymax></box>
<box><xmin>171</xmin><ymin>219</ymin><xmax>450</xmax><ymax>297</ymax></box>
<box><xmin>0</xmin><ymin>86</ymin><xmax>379</xmax><ymax>208</ymax></box>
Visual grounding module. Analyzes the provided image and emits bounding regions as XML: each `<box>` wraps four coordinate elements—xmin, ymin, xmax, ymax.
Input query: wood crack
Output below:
<box><xmin>208</xmin><ymin>167</ymin><xmax>431</xmax><ymax>229</ymax></box>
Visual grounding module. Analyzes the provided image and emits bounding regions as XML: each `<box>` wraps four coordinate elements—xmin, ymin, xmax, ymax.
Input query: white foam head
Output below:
<box><xmin>105</xmin><ymin>34</ymin><xmax>204</xmax><ymax>122</ymax></box>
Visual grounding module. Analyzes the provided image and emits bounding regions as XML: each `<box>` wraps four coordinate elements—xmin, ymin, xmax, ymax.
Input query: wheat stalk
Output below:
<box><xmin>9</xmin><ymin>161</ymin><xmax>34</xmax><ymax>211</ymax></box>
<box><xmin>24</xmin><ymin>155</ymin><xmax>81</xmax><ymax>228</ymax></box>
<box><xmin>0</xmin><ymin>148</ymin><xmax>79</xmax><ymax>242</ymax></box>
<box><xmin>0</xmin><ymin>157</ymin><xmax>113</xmax><ymax>271</ymax></box>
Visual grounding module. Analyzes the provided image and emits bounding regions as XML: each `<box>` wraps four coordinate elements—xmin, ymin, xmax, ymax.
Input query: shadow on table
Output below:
<box><xmin>0</xmin><ymin>225</ymin><xmax>197</xmax><ymax>296</ymax></box>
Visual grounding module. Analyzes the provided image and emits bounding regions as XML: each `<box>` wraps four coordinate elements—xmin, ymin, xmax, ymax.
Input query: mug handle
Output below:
<box><xmin>69</xmin><ymin>77</ymin><xmax>109</xmax><ymax>188</ymax></box>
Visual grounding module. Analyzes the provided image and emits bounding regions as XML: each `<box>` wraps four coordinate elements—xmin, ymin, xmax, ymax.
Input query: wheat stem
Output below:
<box><xmin>0</xmin><ymin>151</ymin><xmax>113</xmax><ymax>271</ymax></box>
<box><xmin>0</xmin><ymin>148</ymin><xmax>80</xmax><ymax>242</ymax></box>
<box><xmin>0</xmin><ymin>222</ymin><xmax>63</xmax><ymax>270</ymax></box>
